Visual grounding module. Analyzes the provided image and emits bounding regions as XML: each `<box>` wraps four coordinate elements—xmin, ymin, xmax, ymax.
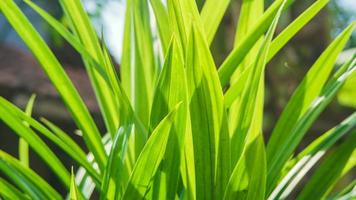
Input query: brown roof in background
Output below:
<box><xmin>0</xmin><ymin>44</ymin><xmax>100</xmax><ymax>115</ymax></box>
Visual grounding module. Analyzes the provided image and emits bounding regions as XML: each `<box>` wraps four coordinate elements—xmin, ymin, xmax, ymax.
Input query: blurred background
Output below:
<box><xmin>0</xmin><ymin>0</ymin><xmax>355</xmax><ymax>197</ymax></box>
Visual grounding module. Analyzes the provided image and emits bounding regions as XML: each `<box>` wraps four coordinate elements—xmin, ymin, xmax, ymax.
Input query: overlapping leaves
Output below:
<box><xmin>0</xmin><ymin>0</ymin><xmax>355</xmax><ymax>199</ymax></box>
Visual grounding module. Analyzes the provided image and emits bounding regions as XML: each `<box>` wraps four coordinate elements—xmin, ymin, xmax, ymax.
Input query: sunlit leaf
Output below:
<box><xmin>266</xmin><ymin>23</ymin><xmax>356</xmax><ymax>193</ymax></box>
<box><xmin>123</xmin><ymin>103</ymin><xmax>181</xmax><ymax>199</ymax></box>
<box><xmin>0</xmin><ymin>0</ymin><xmax>106</xmax><ymax>171</ymax></box>
<box><xmin>186</xmin><ymin>22</ymin><xmax>230</xmax><ymax>200</ymax></box>
<box><xmin>19</xmin><ymin>94</ymin><xmax>36</xmax><ymax>167</ymax></box>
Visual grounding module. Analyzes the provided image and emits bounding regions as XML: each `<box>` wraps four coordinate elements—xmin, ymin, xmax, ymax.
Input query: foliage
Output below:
<box><xmin>0</xmin><ymin>0</ymin><xmax>355</xmax><ymax>199</ymax></box>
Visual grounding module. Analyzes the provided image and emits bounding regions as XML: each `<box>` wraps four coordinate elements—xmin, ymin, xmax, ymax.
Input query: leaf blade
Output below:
<box><xmin>266</xmin><ymin>24</ymin><xmax>356</xmax><ymax>193</ymax></box>
<box><xmin>0</xmin><ymin>0</ymin><xmax>107</xmax><ymax>170</ymax></box>
<box><xmin>297</xmin><ymin>132</ymin><xmax>356</xmax><ymax>200</ymax></box>
<box><xmin>122</xmin><ymin>103</ymin><xmax>181</xmax><ymax>199</ymax></box>
<box><xmin>19</xmin><ymin>94</ymin><xmax>36</xmax><ymax>167</ymax></box>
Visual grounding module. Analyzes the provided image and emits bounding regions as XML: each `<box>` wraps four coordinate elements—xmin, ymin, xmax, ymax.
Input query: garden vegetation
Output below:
<box><xmin>0</xmin><ymin>0</ymin><xmax>355</xmax><ymax>199</ymax></box>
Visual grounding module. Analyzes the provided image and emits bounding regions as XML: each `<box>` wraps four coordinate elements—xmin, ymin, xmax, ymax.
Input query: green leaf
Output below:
<box><xmin>0</xmin><ymin>151</ymin><xmax>62</xmax><ymax>200</ymax></box>
<box><xmin>224</xmin><ymin>2</ymin><xmax>285</xmax><ymax>198</ymax></box>
<box><xmin>186</xmin><ymin>23</ymin><xmax>230</xmax><ymax>200</ymax></box>
<box><xmin>294</xmin><ymin>113</ymin><xmax>356</xmax><ymax>162</ymax></box>
<box><xmin>224</xmin><ymin>134</ymin><xmax>266</xmax><ymax>200</ymax></box>
<box><xmin>225</xmin><ymin>0</ymin><xmax>330</xmax><ymax>107</ymax></box>
<box><xmin>0</xmin><ymin>101</ymin><xmax>70</xmax><ymax>188</ymax></box>
<box><xmin>268</xmin><ymin>112</ymin><xmax>356</xmax><ymax>200</ymax></box>
<box><xmin>27</xmin><ymin>0</ymin><xmax>146</xmax><ymax>165</ymax></box>
<box><xmin>167</xmin><ymin>0</ymin><xmax>189</xmax><ymax>57</ymax></box>
<box><xmin>122</xmin><ymin>103</ymin><xmax>181</xmax><ymax>199</ymax></box>
<box><xmin>149</xmin><ymin>37</ymin><xmax>190</xmax><ymax>199</ymax></box>
<box><xmin>166</xmin><ymin>2</ymin><xmax>200</xmax><ymax>199</ymax></box>
<box><xmin>0</xmin><ymin>97</ymin><xmax>100</xmax><ymax>186</ymax></box>
<box><xmin>228</xmin><ymin>0</ymin><xmax>264</xmax><ymax>166</ymax></box>
<box><xmin>121</xmin><ymin>0</ymin><xmax>156</xmax><ymax>162</ymax></box>
<box><xmin>150</xmin><ymin>0</ymin><xmax>171</xmax><ymax>52</ymax></box>
<box><xmin>228</xmin><ymin>0</ymin><xmax>264</xmax><ymax>161</ymax></box>
<box><xmin>19</xmin><ymin>94</ymin><xmax>36</xmax><ymax>167</ymax></box>
<box><xmin>267</xmin><ymin>0</ymin><xmax>330</xmax><ymax>61</ymax></box>
<box><xmin>297</xmin><ymin>132</ymin><xmax>356</xmax><ymax>200</ymax></box>
<box><xmin>0</xmin><ymin>0</ymin><xmax>106</xmax><ymax>170</ymax></box>
<box><xmin>233</xmin><ymin>0</ymin><xmax>264</xmax><ymax>49</ymax></box>
<box><xmin>74</xmin><ymin>134</ymin><xmax>113</xmax><ymax>199</ymax></box>
<box><xmin>266</xmin><ymin>23</ymin><xmax>356</xmax><ymax>193</ymax></box>
<box><xmin>338</xmin><ymin>70</ymin><xmax>356</xmax><ymax>108</ymax></box>
<box><xmin>200</xmin><ymin>0</ymin><xmax>230</xmax><ymax>44</ymax></box>
<box><xmin>27</xmin><ymin>0</ymin><xmax>131</xmax><ymax>130</ymax></box>
<box><xmin>59</xmin><ymin>0</ymin><xmax>120</xmax><ymax>137</ymax></box>
<box><xmin>122</xmin><ymin>0</ymin><xmax>156</xmax><ymax>125</ymax></box>
<box><xmin>224</xmin><ymin>66</ymin><xmax>251</xmax><ymax>107</ymax></box>
<box><xmin>100</xmin><ymin>125</ymin><xmax>132</xmax><ymax>200</ymax></box>
<box><xmin>0</xmin><ymin>178</ymin><xmax>30</xmax><ymax>200</ymax></box>
<box><xmin>327</xmin><ymin>180</ymin><xmax>356</xmax><ymax>199</ymax></box>
<box><xmin>24</xmin><ymin>0</ymin><xmax>112</xmax><ymax>86</ymax></box>
<box><xmin>218</xmin><ymin>0</ymin><xmax>293</xmax><ymax>86</ymax></box>
<box><xmin>0</xmin><ymin>161</ymin><xmax>46</xmax><ymax>200</ymax></box>
<box><xmin>220</xmin><ymin>0</ymin><xmax>327</xmax><ymax>87</ymax></box>
<box><xmin>41</xmin><ymin>119</ymin><xmax>101</xmax><ymax>185</ymax></box>
<box><xmin>167</xmin><ymin>0</ymin><xmax>201</xmax><ymax>57</ymax></box>
<box><xmin>70</xmin><ymin>168</ymin><xmax>82</xmax><ymax>200</ymax></box>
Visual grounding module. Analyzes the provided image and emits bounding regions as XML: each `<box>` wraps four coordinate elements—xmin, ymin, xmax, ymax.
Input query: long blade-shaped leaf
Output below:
<box><xmin>267</xmin><ymin>0</ymin><xmax>330</xmax><ymax>61</ymax></box>
<box><xmin>200</xmin><ymin>0</ymin><xmax>230</xmax><ymax>44</ymax></box>
<box><xmin>122</xmin><ymin>103</ymin><xmax>181</xmax><ymax>199</ymax></box>
<box><xmin>268</xmin><ymin>112</ymin><xmax>356</xmax><ymax>200</ymax></box>
<box><xmin>75</xmin><ymin>135</ymin><xmax>113</xmax><ymax>199</ymax></box>
<box><xmin>59</xmin><ymin>0</ymin><xmax>120</xmax><ymax>136</ymax></box>
<box><xmin>69</xmin><ymin>168</ymin><xmax>83</xmax><ymax>200</ymax></box>
<box><xmin>218</xmin><ymin>0</ymin><xmax>293</xmax><ymax>86</ymax></box>
<box><xmin>167</xmin><ymin>0</ymin><xmax>189</xmax><ymax>56</ymax></box>
<box><xmin>219</xmin><ymin>0</ymin><xmax>327</xmax><ymax>87</ymax></box>
<box><xmin>230</xmin><ymin>0</ymin><xmax>284</xmax><ymax>166</ymax></box>
<box><xmin>25</xmin><ymin>1</ymin><xmax>147</xmax><ymax>168</ymax></box>
<box><xmin>224</xmin><ymin>2</ymin><xmax>285</xmax><ymax>199</ymax></box>
<box><xmin>297</xmin><ymin>132</ymin><xmax>356</xmax><ymax>200</ymax></box>
<box><xmin>24</xmin><ymin>0</ymin><xmax>112</xmax><ymax>86</ymax></box>
<box><xmin>186</xmin><ymin>23</ymin><xmax>230</xmax><ymax>200</ymax></box>
<box><xmin>233</xmin><ymin>0</ymin><xmax>264</xmax><ymax>49</ymax></box>
<box><xmin>0</xmin><ymin>178</ymin><xmax>30</xmax><ymax>200</ymax></box>
<box><xmin>0</xmin><ymin>97</ymin><xmax>100</xmax><ymax>185</ymax></box>
<box><xmin>0</xmin><ymin>0</ymin><xmax>106</xmax><ymax>170</ymax></box>
<box><xmin>228</xmin><ymin>0</ymin><xmax>264</xmax><ymax>166</ymax></box>
<box><xmin>0</xmin><ymin>151</ymin><xmax>62</xmax><ymax>200</ymax></box>
<box><xmin>0</xmin><ymin>161</ymin><xmax>47</xmax><ymax>200</ymax></box>
<box><xmin>100</xmin><ymin>125</ymin><xmax>132</xmax><ymax>200</ymax></box>
<box><xmin>0</xmin><ymin>103</ymin><xmax>70</xmax><ymax>188</ymax></box>
<box><xmin>167</xmin><ymin>0</ymin><xmax>201</xmax><ymax>57</ymax></box>
<box><xmin>149</xmin><ymin>37</ymin><xmax>190</xmax><ymax>199</ymax></box>
<box><xmin>266</xmin><ymin>23</ymin><xmax>356</xmax><ymax>192</ymax></box>
<box><xmin>328</xmin><ymin>180</ymin><xmax>356</xmax><ymax>199</ymax></box>
<box><xmin>150</xmin><ymin>0</ymin><xmax>171</xmax><ymax>52</ymax></box>
<box><xmin>19</xmin><ymin>94</ymin><xmax>36</xmax><ymax>167</ymax></box>
<box><xmin>122</xmin><ymin>0</ymin><xmax>156</xmax><ymax>126</ymax></box>
<box><xmin>121</xmin><ymin>0</ymin><xmax>155</xmax><ymax>163</ymax></box>
<box><xmin>225</xmin><ymin>0</ymin><xmax>330</xmax><ymax>107</ymax></box>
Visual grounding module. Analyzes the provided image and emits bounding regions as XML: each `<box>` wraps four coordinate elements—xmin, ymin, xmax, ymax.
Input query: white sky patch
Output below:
<box><xmin>339</xmin><ymin>0</ymin><xmax>356</xmax><ymax>11</ymax></box>
<box><xmin>99</xmin><ymin>1</ymin><xmax>126</xmax><ymax>62</ymax></box>
<box><xmin>82</xmin><ymin>0</ymin><xmax>162</xmax><ymax>64</ymax></box>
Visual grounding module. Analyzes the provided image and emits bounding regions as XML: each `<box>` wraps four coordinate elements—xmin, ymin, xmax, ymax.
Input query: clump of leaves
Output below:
<box><xmin>0</xmin><ymin>0</ymin><xmax>355</xmax><ymax>199</ymax></box>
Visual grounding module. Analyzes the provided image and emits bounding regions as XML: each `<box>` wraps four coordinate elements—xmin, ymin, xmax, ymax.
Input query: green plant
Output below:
<box><xmin>0</xmin><ymin>0</ymin><xmax>355</xmax><ymax>199</ymax></box>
